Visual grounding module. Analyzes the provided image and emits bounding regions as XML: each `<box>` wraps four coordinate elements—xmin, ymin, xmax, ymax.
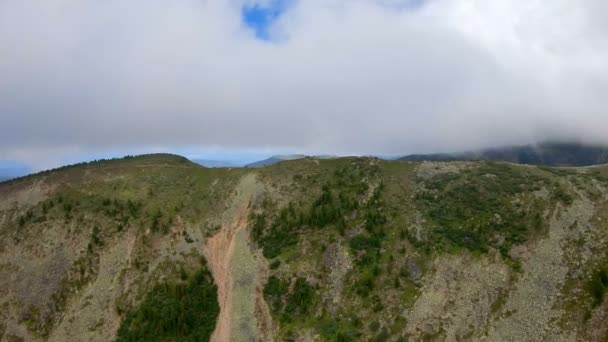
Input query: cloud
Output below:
<box><xmin>0</xmin><ymin>0</ymin><xmax>607</xmax><ymax>168</ymax></box>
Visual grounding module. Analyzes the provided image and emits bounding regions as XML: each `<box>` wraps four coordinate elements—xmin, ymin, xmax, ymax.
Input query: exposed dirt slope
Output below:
<box><xmin>204</xmin><ymin>173</ymin><xmax>265</xmax><ymax>342</ymax></box>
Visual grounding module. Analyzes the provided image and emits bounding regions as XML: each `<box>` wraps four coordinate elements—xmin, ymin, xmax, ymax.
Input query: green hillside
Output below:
<box><xmin>1</xmin><ymin>155</ymin><xmax>607</xmax><ymax>341</ymax></box>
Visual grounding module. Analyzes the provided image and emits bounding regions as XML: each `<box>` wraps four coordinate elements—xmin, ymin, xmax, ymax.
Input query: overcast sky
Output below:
<box><xmin>1</xmin><ymin>0</ymin><xmax>607</xmax><ymax>170</ymax></box>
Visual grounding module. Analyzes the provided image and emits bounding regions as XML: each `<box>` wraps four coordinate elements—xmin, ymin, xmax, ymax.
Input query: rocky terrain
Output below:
<box><xmin>1</xmin><ymin>154</ymin><xmax>607</xmax><ymax>341</ymax></box>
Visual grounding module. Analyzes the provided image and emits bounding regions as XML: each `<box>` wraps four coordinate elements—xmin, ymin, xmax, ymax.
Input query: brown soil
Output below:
<box><xmin>204</xmin><ymin>200</ymin><xmax>253</xmax><ymax>341</ymax></box>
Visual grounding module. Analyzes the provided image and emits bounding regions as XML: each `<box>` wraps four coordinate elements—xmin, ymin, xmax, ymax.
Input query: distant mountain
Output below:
<box><xmin>192</xmin><ymin>159</ymin><xmax>241</xmax><ymax>168</ymax></box>
<box><xmin>314</xmin><ymin>155</ymin><xmax>338</xmax><ymax>160</ymax></box>
<box><xmin>245</xmin><ymin>154</ymin><xmax>307</xmax><ymax>167</ymax></box>
<box><xmin>0</xmin><ymin>165</ymin><xmax>30</xmax><ymax>182</ymax></box>
<box><xmin>399</xmin><ymin>142</ymin><xmax>608</xmax><ymax>167</ymax></box>
<box><xmin>244</xmin><ymin>154</ymin><xmax>339</xmax><ymax>167</ymax></box>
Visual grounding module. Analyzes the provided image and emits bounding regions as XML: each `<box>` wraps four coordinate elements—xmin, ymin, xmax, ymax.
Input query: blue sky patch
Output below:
<box><xmin>242</xmin><ymin>1</ymin><xmax>289</xmax><ymax>40</ymax></box>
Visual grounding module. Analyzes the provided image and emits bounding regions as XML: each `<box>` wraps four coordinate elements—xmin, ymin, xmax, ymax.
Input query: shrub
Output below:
<box><xmin>269</xmin><ymin>260</ymin><xmax>281</xmax><ymax>270</ymax></box>
<box><xmin>284</xmin><ymin>277</ymin><xmax>314</xmax><ymax>316</ymax></box>
<box><xmin>553</xmin><ymin>187</ymin><xmax>574</xmax><ymax>205</ymax></box>
<box><xmin>588</xmin><ymin>268</ymin><xmax>608</xmax><ymax>308</ymax></box>
<box><xmin>263</xmin><ymin>275</ymin><xmax>289</xmax><ymax>313</ymax></box>
<box><xmin>264</xmin><ymin>276</ymin><xmax>314</xmax><ymax>321</ymax></box>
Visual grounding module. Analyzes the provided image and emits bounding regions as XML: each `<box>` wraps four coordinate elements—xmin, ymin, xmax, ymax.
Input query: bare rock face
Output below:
<box><xmin>405</xmin><ymin>254</ymin><xmax>512</xmax><ymax>341</ymax></box>
<box><xmin>322</xmin><ymin>243</ymin><xmax>352</xmax><ymax>315</ymax></box>
<box><xmin>406</xmin><ymin>256</ymin><xmax>423</xmax><ymax>286</ymax></box>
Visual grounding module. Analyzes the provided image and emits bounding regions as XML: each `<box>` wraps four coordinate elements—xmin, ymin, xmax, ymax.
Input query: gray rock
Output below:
<box><xmin>407</xmin><ymin>257</ymin><xmax>423</xmax><ymax>286</ymax></box>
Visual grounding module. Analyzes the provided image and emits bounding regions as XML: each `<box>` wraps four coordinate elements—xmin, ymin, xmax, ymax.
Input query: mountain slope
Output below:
<box><xmin>0</xmin><ymin>154</ymin><xmax>246</xmax><ymax>341</ymax></box>
<box><xmin>1</xmin><ymin>156</ymin><xmax>608</xmax><ymax>341</ymax></box>
<box><xmin>400</xmin><ymin>142</ymin><xmax>608</xmax><ymax>166</ymax></box>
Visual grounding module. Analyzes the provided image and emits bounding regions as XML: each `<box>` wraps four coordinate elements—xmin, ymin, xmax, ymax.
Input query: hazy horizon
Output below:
<box><xmin>3</xmin><ymin>139</ymin><xmax>608</xmax><ymax>178</ymax></box>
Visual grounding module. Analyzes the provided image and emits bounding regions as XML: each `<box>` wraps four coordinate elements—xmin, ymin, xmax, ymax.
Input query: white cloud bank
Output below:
<box><xmin>0</xmin><ymin>0</ymin><xmax>607</xmax><ymax>168</ymax></box>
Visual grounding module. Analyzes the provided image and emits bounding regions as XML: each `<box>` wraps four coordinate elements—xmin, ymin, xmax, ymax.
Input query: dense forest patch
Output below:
<box><xmin>117</xmin><ymin>260</ymin><xmax>219</xmax><ymax>342</ymax></box>
<box><xmin>415</xmin><ymin>163</ymin><xmax>570</xmax><ymax>258</ymax></box>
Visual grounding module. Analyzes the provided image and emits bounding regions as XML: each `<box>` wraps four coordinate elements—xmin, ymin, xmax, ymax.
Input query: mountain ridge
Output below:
<box><xmin>399</xmin><ymin>141</ymin><xmax>608</xmax><ymax>166</ymax></box>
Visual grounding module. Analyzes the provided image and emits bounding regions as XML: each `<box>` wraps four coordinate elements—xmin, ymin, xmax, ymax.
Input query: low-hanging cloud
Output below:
<box><xmin>1</xmin><ymin>0</ymin><xmax>607</xmax><ymax>168</ymax></box>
